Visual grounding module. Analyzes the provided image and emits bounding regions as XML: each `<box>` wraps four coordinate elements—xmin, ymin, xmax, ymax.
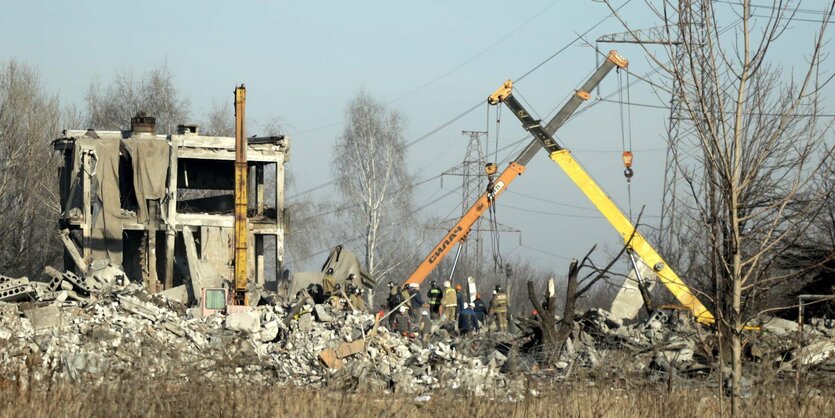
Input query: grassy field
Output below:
<box><xmin>0</xmin><ymin>375</ymin><xmax>832</xmax><ymax>418</ymax></box>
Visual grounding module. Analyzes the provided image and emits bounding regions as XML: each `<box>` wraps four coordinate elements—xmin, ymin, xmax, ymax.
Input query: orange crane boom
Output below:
<box><xmin>404</xmin><ymin>51</ymin><xmax>628</xmax><ymax>286</ymax></box>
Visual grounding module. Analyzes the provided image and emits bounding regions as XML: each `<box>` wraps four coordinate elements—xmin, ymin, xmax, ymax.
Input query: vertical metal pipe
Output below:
<box><xmin>448</xmin><ymin>244</ymin><xmax>463</xmax><ymax>284</ymax></box>
<box><xmin>234</xmin><ymin>85</ymin><xmax>248</xmax><ymax>305</ymax></box>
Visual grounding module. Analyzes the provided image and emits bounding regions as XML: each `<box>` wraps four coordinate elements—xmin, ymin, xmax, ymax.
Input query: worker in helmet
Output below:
<box><xmin>458</xmin><ymin>302</ymin><xmax>480</xmax><ymax>335</ymax></box>
<box><xmin>349</xmin><ymin>287</ymin><xmax>366</xmax><ymax>312</ymax></box>
<box><xmin>322</xmin><ymin>267</ymin><xmax>336</xmax><ymax>297</ymax></box>
<box><xmin>455</xmin><ymin>283</ymin><xmax>465</xmax><ymax>315</ymax></box>
<box><xmin>345</xmin><ymin>273</ymin><xmax>357</xmax><ymax>295</ymax></box>
<box><xmin>393</xmin><ymin>305</ymin><xmax>412</xmax><ymax>337</ymax></box>
<box><xmin>441</xmin><ymin>280</ymin><xmax>458</xmax><ymax>323</ymax></box>
<box><xmin>473</xmin><ymin>293</ymin><xmax>487</xmax><ymax>325</ymax></box>
<box><xmin>327</xmin><ymin>283</ymin><xmax>343</xmax><ymax>308</ymax></box>
<box><xmin>418</xmin><ymin>310</ymin><xmax>432</xmax><ymax>345</ymax></box>
<box><xmin>427</xmin><ymin>280</ymin><xmax>443</xmax><ymax>319</ymax></box>
<box><xmin>489</xmin><ymin>285</ymin><xmax>509</xmax><ymax>332</ymax></box>
<box><xmin>408</xmin><ymin>283</ymin><xmax>425</xmax><ymax>321</ymax></box>
<box><xmin>387</xmin><ymin>282</ymin><xmax>402</xmax><ymax>328</ymax></box>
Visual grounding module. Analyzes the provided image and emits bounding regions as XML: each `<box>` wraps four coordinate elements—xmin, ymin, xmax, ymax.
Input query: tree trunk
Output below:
<box><xmin>527</xmin><ymin>259</ymin><xmax>579</xmax><ymax>365</ymax></box>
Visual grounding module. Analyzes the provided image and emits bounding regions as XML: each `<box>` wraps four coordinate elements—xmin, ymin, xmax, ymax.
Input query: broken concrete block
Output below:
<box><xmin>159</xmin><ymin>285</ymin><xmax>189</xmax><ymax>303</ymax></box>
<box><xmin>313</xmin><ymin>305</ymin><xmax>334</xmax><ymax>322</ymax></box>
<box><xmin>319</xmin><ymin>348</ymin><xmax>344</xmax><ymax>369</ymax></box>
<box><xmin>259</xmin><ymin>320</ymin><xmax>279</xmax><ymax>342</ymax></box>
<box><xmin>760</xmin><ymin>316</ymin><xmax>799</xmax><ymax>336</ymax></box>
<box><xmin>336</xmin><ymin>339</ymin><xmax>365</xmax><ymax>359</ymax></box>
<box><xmin>24</xmin><ymin>305</ymin><xmax>62</xmax><ymax>330</ymax></box>
<box><xmin>118</xmin><ymin>295</ymin><xmax>161</xmax><ymax>321</ymax></box>
<box><xmin>225</xmin><ymin>311</ymin><xmax>261</xmax><ymax>334</ymax></box>
<box><xmin>297</xmin><ymin>313</ymin><xmax>313</xmax><ymax>332</ymax></box>
<box><xmin>798</xmin><ymin>339</ymin><xmax>835</xmax><ymax>366</ymax></box>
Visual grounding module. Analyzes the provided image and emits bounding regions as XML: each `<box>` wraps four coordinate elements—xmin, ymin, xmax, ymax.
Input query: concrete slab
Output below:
<box><xmin>24</xmin><ymin>305</ymin><xmax>62</xmax><ymax>330</ymax></box>
<box><xmin>336</xmin><ymin>339</ymin><xmax>365</xmax><ymax>359</ymax></box>
<box><xmin>225</xmin><ymin>311</ymin><xmax>261</xmax><ymax>334</ymax></box>
<box><xmin>318</xmin><ymin>348</ymin><xmax>344</xmax><ymax>369</ymax></box>
<box><xmin>159</xmin><ymin>285</ymin><xmax>189</xmax><ymax>304</ymax></box>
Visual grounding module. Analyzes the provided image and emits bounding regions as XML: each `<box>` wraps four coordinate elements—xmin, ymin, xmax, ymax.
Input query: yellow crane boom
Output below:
<box><xmin>489</xmin><ymin>70</ymin><xmax>715</xmax><ymax>324</ymax></box>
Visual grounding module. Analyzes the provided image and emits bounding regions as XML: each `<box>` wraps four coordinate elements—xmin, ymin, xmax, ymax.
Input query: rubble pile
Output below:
<box><xmin>0</xmin><ymin>269</ymin><xmax>521</xmax><ymax>395</ymax></box>
<box><xmin>0</xmin><ymin>267</ymin><xmax>833</xmax><ymax>394</ymax></box>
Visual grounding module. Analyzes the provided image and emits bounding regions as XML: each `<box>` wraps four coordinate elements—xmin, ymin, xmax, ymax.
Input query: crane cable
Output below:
<box><xmin>618</xmin><ymin>68</ymin><xmax>635</xmax><ymax>222</ymax></box>
<box><xmin>486</xmin><ymin>103</ymin><xmax>505</xmax><ymax>273</ymax></box>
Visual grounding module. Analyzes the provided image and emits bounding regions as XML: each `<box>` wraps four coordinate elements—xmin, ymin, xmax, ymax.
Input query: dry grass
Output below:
<box><xmin>0</xmin><ymin>373</ymin><xmax>833</xmax><ymax>418</ymax></box>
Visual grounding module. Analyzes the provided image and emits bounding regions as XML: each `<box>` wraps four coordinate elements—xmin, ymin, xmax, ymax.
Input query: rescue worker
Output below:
<box><xmin>455</xmin><ymin>283</ymin><xmax>465</xmax><ymax>315</ymax></box>
<box><xmin>489</xmin><ymin>285</ymin><xmax>509</xmax><ymax>332</ymax></box>
<box><xmin>349</xmin><ymin>287</ymin><xmax>366</xmax><ymax>311</ymax></box>
<box><xmin>418</xmin><ymin>310</ymin><xmax>432</xmax><ymax>345</ymax></box>
<box><xmin>441</xmin><ymin>281</ymin><xmax>458</xmax><ymax>322</ymax></box>
<box><xmin>322</xmin><ymin>267</ymin><xmax>336</xmax><ymax>297</ymax></box>
<box><xmin>458</xmin><ymin>302</ymin><xmax>480</xmax><ymax>335</ymax></box>
<box><xmin>427</xmin><ymin>280</ymin><xmax>443</xmax><ymax>319</ymax></box>
<box><xmin>387</xmin><ymin>282</ymin><xmax>402</xmax><ymax>310</ymax></box>
<box><xmin>345</xmin><ymin>273</ymin><xmax>357</xmax><ymax>295</ymax></box>
<box><xmin>393</xmin><ymin>306</ymin><xmax>412</xmax><ymax>337</ymax></box>
<box><xmin>473</xmin><ymin>293</ymin><xmax>487</xmax><ymax>324</ymax></box>
<box><xmin>399</xmin><ymin>284</ymin><xmax>412</xmax><ymax>308</ymax></box>
<box><xmin>408</xmin><ymin>283</ymin><xmax>425</xmax><ymax>320</ymax></box>
<box><xmin>387</xmin><ymin>282</ymin><xmax>402</xmax><ymax>328</ymax></box>
<box><xmin>327</xmin><ymin>283</ymin><xmax>343</xmax><ymax>308</ymax></box>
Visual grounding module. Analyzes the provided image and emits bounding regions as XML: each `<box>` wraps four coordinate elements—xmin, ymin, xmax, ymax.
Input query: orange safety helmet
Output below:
<box><xmin>455</xmin><ymin>284</ymin><xmax>463</xmax><ymax>291</ymax></box>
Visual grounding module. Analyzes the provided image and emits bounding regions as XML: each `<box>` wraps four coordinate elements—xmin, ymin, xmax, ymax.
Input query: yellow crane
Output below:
<box><xmin>488</xmin><ymin>64</ymin><xmax>715</xmax><ymax>325</ymax></box>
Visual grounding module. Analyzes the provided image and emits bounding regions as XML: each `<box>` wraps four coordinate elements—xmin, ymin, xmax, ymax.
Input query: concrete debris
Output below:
<box><xmin>225</xmin><ymin>311</ymin><xmax>261</xmax><ymax>334</ymax></box>
<box><xmin>0</xmin><ymin>266</ymin><xmax>832</xmax><ymax>395</ymax></box>
<box><xmin>23</xmin><ymin>305</ymin><xmax>62</xmax><ymax>330</ymax></box>
<box><xmin>797</xmin><ymin>339</ymin><xmax>835</xmax><ymax>366</ymax></box>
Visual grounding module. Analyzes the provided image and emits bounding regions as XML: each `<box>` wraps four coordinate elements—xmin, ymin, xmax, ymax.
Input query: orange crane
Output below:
<box><xmin>404</xmin><ymin>51</ymin><xmax>628</xmax><ymax>286</ymax></box>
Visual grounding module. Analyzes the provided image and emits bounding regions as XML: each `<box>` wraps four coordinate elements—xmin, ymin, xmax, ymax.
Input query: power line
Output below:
<box><xmin>498</xmin><ymin>202</ymin><xmax>661</xmax><ymax>219</ymax></box>
<box><xmin>519</xmin><ymin>244</ymin><xmax>573</xmax><ymax>261</ymax></box>
<box><xmin>515</xmin><ymin>0</ymin><xmax>634</xmax><ymax>82</ymax></box>
<box><xmin>389</xmin><ymin>0</ymin><xmax>565</xmax><ymax>103</ymax></box>
<box><xmin>599</xmin><ymin>98</ymin><xmax>835</xmax><ymax>117</ymax></box>
<box><xmin>714</xmin><ymin>1</ymin><xmax>835</xmax><ymax>17</ymax></box>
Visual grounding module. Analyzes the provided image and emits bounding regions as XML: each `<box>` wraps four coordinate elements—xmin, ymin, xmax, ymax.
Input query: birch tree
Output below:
<box><xmin>603</xmin><ymin>1</ymin><xmax>834</xmax><ymax>415</ymax></box>
<box><xmin>333</xmin><ymin>90</ymin><xmax>413</xmax><ymax>281</ymax></box>
<box><xmin>0</xmin><ymin>60</ymin><xmax>64</xmax><ymax>277</ymax></box>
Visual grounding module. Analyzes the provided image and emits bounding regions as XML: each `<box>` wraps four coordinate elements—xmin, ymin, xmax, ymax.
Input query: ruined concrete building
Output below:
<box><xmin>52</xmin><ymin>113</ymin><xmax>288</xmax><ymax>298</ymax></box>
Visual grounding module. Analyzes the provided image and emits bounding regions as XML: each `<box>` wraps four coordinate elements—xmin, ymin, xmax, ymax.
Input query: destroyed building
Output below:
<box><xmin>51</xmin><ymin>113</ymin><xmax>288</xmax><ymax>300</ymax></box>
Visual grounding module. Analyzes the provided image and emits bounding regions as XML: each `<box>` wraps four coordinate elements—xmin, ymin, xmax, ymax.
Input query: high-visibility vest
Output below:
<box><xmin>428</xmin><ymin>288</ymin><xmax>442</xmax><ymax>305</ymax></box>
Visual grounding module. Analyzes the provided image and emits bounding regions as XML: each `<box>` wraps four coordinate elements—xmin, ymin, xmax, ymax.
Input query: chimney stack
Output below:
<box><xmin>130</xmin><ymin>112</ymin><xmax>156</xmax><ymax>134</ymax></box>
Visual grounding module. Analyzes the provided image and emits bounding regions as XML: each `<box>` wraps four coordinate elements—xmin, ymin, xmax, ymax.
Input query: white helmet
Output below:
<box><xmin>409</xmin><ymin>283</ymin><xmax>419</xmax><ymax>289</ymax></box>
<box><xmin>443</xmin><ymin>280</ymin><xmax>451</xmax><ymax>288</ymax></box>
<box><xmin>399</xmin><ymin>306</ymin><xmax>407</xmax><ymax>313</ymax></box>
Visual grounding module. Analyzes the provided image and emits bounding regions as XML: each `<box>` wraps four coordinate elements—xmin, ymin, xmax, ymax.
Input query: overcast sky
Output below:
<box><xmin>2</xmin><ymin>0</ymin><xmax>832</xmax><ymax>279</ymax></box>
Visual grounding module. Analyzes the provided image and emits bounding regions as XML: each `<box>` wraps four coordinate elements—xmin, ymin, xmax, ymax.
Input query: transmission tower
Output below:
<box><xmin>442</xmin><ymin>131</ymin><xmax>488</xmax><ymax>280</ymax></box>
<box><xmin>597</xmin><ymin>0</ymin><xmax>706</xmax><ymax>250</ymax></box>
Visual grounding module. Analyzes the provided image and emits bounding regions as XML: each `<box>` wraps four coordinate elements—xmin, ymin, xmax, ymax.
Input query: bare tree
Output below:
<box><xmin>201</xmin><ymin>100</ymin><xmax>234</xmax><ymax>137</ymax></box>
<box><xmin>604</xmin><ymin>1</ymin><xmax>834</xmax><ymax>414</ymax></box>
<box><xmin>86</xmin><ymin>65</ymin><xmax>190</xmax><ymax>133</ymax></box>
<box><xmin>0</xmin><ymin>60</ymin><xmax>65</xmax><ymax>277</ymax></box>
<box><xmin>332</xmin><ymin>90</ymin><xmax>414</xmax><ymax>282</ymax></box>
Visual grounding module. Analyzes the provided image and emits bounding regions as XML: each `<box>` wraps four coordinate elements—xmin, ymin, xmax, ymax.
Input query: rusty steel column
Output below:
<box><xmin>233</xmin><ymin>85</ymin><xmax>248</xmax><ymax>305</ymax></box>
